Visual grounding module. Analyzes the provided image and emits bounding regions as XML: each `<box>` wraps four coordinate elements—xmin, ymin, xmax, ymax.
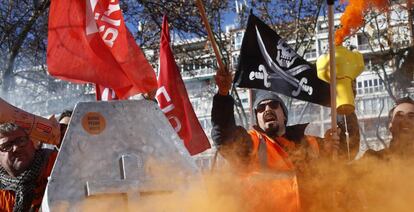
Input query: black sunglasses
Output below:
<box><xmin>256</xmin><ymin>101</ymin><xmax>280</xmax><ymax>113</ymax></box>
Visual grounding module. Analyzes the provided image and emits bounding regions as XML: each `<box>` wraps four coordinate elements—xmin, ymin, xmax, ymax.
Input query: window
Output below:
<box><xmin>357</xmin><ymin>34</ymin><xmax>369</xmax><ymax>45</ymax></box>
<box><xmin>232</xmin><ymin>55</ymin><xmax>240</xmax><ymax>69</ymax></box>
<box><xmin>364</xmin><ymin>99</ymin><xmax>373</xmax><ymax>114</ymax></box>
<box><xmin>358</xmin><ymin>100</ymin><xmax>364</xmax><ymax>112</ymax></box>
<box><xmin>318</xmin><ymin>39</ymin><xmax>329</xmax><ymax>54</ymax></box>
<box><xmin>234</xmin><ymin>31</ymin><xmax>244</xmax><ymax>50</ymax></box>
<box><xmin>373</xmin><ymin>79</ymin><xmax>378</xmax><ymax>92</ymax></box>
<box><xmin>357</xmin><ymin>34</ymin><xmax>369</xmax><ymax>50</ymax></box>
<box><xmin>375</xmin><ymin>98</ymin><xmax>382</xmax><ymax>111</ymax></box>
<box><xmin>318</xmin><ymin>22</ymin><xmax>328</xmax><ymax>33</ymax></box>
<box><xmin>304</xmin><ymin>49</ymin><xmax>317</xmax><ymax>59</ymax></box>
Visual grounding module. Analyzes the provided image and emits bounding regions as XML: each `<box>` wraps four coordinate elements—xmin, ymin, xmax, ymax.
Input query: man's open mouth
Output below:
<box><xmin>264</xmin><ymin>113</ymin><xmax>277</xmax><ymax>122</ymax></box>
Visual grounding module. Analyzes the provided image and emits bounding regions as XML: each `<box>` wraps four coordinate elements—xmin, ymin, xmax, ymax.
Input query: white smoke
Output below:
<box><xmin>1</xmin><ymin>67</ymin><xmax>94</xmax><ymax>117</ymax></box>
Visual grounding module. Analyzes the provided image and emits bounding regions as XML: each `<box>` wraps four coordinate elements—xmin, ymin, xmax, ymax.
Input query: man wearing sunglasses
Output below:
<box><xmin>0</xmin><ymin>123</ymin><xmax>57</xmax><ymax>212</ymax></box>
<box><xmin>211</xmin><ymin>70</ymin><xmax>336</xmax><ymax>211</ymax></box>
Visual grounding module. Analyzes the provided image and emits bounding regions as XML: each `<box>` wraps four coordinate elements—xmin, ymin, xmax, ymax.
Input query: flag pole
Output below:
<box><xmin>196</xmin><ymin>0</ymin><xmax>227</xmax><ymax>173</ymax></box>
<box><xmin>327</xmin><ymin>4</ymin><xmax>339</xmax><ymax>210</ymax></box>
<box><xmin>327</xmin><ymin>0</ymin><xmax>338</xmax><ymax>160</ymax></box>
<box><xmin>195</xmin><ymin>0</ymin><xmax>226</xmax><ymax>73</ymax></box>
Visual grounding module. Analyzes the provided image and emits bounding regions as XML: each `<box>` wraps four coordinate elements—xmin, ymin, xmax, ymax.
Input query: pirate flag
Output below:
<box><xmin>234</xmin><ymin>13</ymin><xmax>331</xmax><ymax>106</ymax></box>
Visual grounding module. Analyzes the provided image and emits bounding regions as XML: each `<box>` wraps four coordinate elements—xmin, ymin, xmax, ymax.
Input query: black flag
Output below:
<box><xmin>234</xmin><ymin>13</ymin><xmax>331</xmax><ymax>106</ymax></box>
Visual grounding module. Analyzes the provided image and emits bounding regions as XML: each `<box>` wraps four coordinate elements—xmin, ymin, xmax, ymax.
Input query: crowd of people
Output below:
<box><xmin>211</xmin><ymin>69</ymin><xmax>414</xmax><ymax>211</ymax></box>
<box><xmin>0</xmin><ymin>69</ymin><xmax>412</xmax><ymax>211</ymax></box>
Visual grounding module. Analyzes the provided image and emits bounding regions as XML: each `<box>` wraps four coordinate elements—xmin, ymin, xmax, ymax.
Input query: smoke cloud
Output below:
<box><xmin>49</xmin><ymin>149</ymin><xmax>414</xmax><ymax>212</ymax></box>
<box><xmin>1</xmin><ymin>71</ymin><xmax>94</xmax><ymax>117</ymax></box>
<box><xmin>335</xmin><ymin>0</ymin><xmax>389</xmax><ymax>45</ymax></box>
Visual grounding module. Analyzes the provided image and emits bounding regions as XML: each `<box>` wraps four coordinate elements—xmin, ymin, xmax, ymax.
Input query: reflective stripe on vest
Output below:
<box><xmin>257</xmin><ymin>134</ymin><xmax>268</xmax><ymax>169</ymax></box>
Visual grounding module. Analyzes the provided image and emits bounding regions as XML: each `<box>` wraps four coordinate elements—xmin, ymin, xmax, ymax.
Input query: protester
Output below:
<box><xmin>0</xmin><ymin>123</ymin><xmax>57</xmax><ymax>212</ymax></box>
<box><xmin>58</xmin><ymin>110</ymin><xmax>72</xmax><ymax>145</ymax></box>
<box><xmin>387</xmin><ymin>97</ymin><xmax>414</xmax><ymax>152</ymax></box>
<box><xmin>211</xmin><ymin>70</ymin><xmax>338</xmax><ymax>211</ymax></box>
<box><xmin>365</xmin><ymin>96</ymin><xmax>414</xmax><ymax>158</ymax></box>
<box><xmin>340</xmin><ymin>97</ymin><xmax>414</xmax><ymax>211</ymax></box>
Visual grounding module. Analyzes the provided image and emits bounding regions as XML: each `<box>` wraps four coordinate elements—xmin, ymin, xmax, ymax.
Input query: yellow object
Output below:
<box><xmin>0</xmin><ymin>98</ymin><xmax>60</xmax><ymax>146</ymax></box>
<box><xmin>316</xmin><ymin>46</ymin><xmax>364</xmax><ymax>115</ymax></box>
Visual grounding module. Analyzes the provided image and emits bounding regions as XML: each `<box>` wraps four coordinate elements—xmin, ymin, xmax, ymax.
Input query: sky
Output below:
<box><xmin>223</xmin><ymin>10</ymin><xmax>237</xmax><ymax>26</ymax></box>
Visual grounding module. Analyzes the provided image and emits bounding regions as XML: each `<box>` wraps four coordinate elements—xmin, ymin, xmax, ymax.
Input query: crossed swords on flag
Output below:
<box><xmin>255</xmin><ymin>26</ymin><xmax>313</xmax><ymax>97</ymax></box>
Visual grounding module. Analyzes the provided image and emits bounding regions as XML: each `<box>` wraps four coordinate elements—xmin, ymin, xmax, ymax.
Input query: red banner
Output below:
<box><xmin>47</xmin><ymin>0</ymin><xmax>157</xmax><ymax>99</ymax></box>
<box><xmin>156</xmin><ymin>16</ymin><xmax>211</xmax><ymax>155</ymax></box>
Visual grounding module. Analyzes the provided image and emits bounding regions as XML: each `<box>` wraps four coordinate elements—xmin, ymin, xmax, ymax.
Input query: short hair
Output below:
<box><xmin>388</xmin><ymin>96</ymin><xmax>414</xmax><ymax>122</ymax></box>
<box><xmin>59</xmin><ymin>110</ymin><xmax>73</xmax><ymax>122</ymax></box>
<box><xmin>0</xmin><ymin>122</ymin><xmax>25</xmax><ymax>135</ymax></box>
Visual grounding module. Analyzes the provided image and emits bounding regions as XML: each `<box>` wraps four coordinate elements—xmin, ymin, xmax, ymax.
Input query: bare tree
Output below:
<box><xmin>359</xmin><ymin>1</ymin><xmax>414</xmax><ymax>100</ymax></box>
<box><xmin>0</xmin><ymin>0</ymin><xmax>95</xmax><ymax>114</ymax></box>
<box><xmin>238</xmin><ymin>0</ymin><xmax>326</xmax><ymax>54</ymax></box>
<box><xmin>0</xmin><ymin>0</ymin><xmax>50</xmax><ymax>93</ymax></box>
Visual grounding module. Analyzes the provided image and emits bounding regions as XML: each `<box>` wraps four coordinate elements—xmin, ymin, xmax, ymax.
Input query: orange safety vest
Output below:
<box><xmin>0</xmin><ymin>151</ymin><xmax>57</xmax><ymax>212</ymax></box>
<box><xmin>241</xmin><ymin>129</ymin><xmax>319</xmax><ymax>212</ymax></box>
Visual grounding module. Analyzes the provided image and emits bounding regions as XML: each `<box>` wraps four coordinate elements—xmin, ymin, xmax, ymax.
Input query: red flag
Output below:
<box><xmin>95</xmin><ymin>84</ymin><xmax>118</xmax><ymax>101</ymax></box>
<box><xmin>47</xmin><ymin>0</ymin><xmax>157</xmax><ymax>99</ymax></box>
<box><xmin>156</xmin><ymin>16</ymin><xmax>211</xmax><ymax>155</ymax></box>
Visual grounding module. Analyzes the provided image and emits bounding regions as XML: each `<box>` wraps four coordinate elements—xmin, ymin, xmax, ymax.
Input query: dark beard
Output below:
<box><xmin>265</xmin><ymin>124</ymin><xmax>279</xmax><ymax>137</ymax></box>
